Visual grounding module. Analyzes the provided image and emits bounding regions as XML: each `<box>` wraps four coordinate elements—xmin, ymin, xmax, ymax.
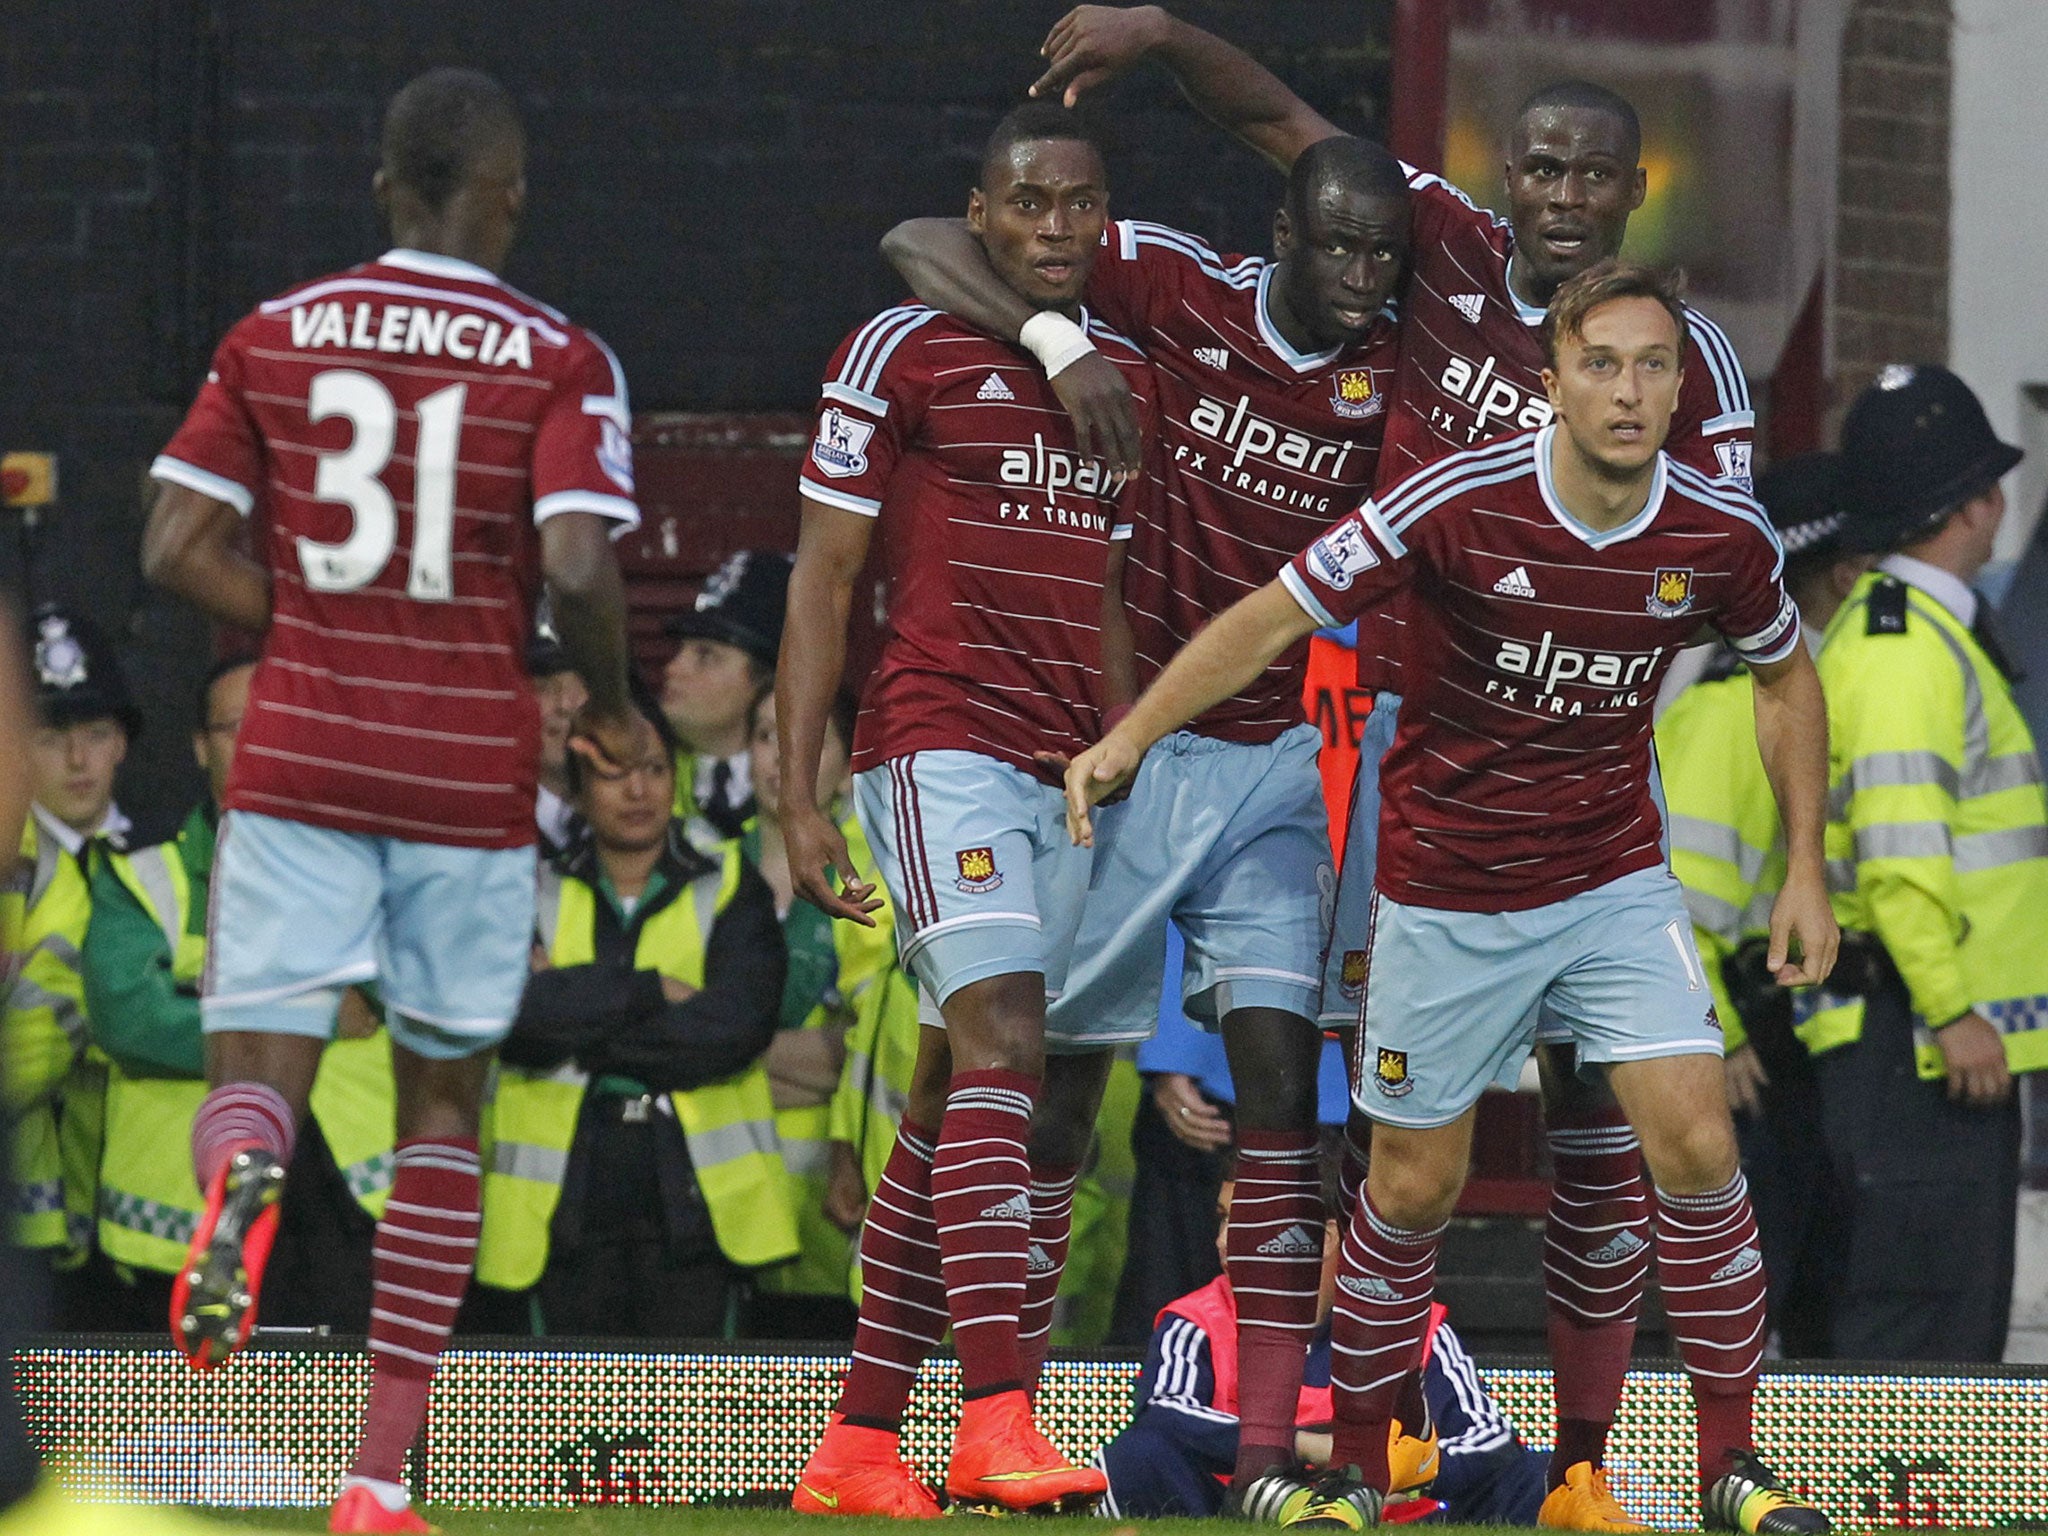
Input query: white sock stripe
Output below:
<box><xmin>371</xmin><ymin>1307</ymin><xmax>454</xmax><ymax>1338</ymax></box>
<box><xmin>375</xmin><ymin>1279</ymin><xmax>465</xmax><ymax>1308</ymax></box>
<box><xmin>1653</xmin><ymin>1173</ymin><xmax>1747</xmax><ymax>1209</ymax></box>
<box><xmin>383</xmin><ymin>1200</ymin><xmax>480</xmax><ymax>1222</ymax></box>
<box><xmin>375</xmin><ymin>1224</ymin><xmax>480</xmax><ymax>1250</ymax></box>
<box><xmin>857</xmin><ymin>1317</ymin><xmax>944</xmax><ymax>1344</ymax></box>
<box><xmin>372</xmin><ymin>1247</ymin><xmax>473</xmax><ymax>1275</ymax></box>
<box><xmin>850</xmin><ymin>1350</ymin><xmax>920</xmax><ymax>1375</ymax></box>
<box><xmin>368</xmin><ymin>1339</ymin><xmax>441</xmax><ymax>1368</ymax></box>
<box><xmin>944</xmin><ymin>1280</ymin><xmax>1026</xmax><ymax>1297</ymax></box>
<box><xmin>395</xmin><ymin>1145</ymin><xmax>481</xmax><ymax>1166</ymax></box>
<box><xmin>1361</xmin><ymin>1205</ymin><xmax>1449</xmax><ymax>1245</ymax></box>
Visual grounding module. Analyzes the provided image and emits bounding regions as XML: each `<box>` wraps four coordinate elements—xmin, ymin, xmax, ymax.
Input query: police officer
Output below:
<box><xmin>1656</xmin><ymin>454</ymin><xmax>1890</xmax><ymax>1355</ymax></box>
<box><xmin>527</xmin><ymin>614</ymin><xmax>587</xmax><ymax>860</ymax></box>
<box><xmin>659</xmin><ymin>550</ymin><xmax>791</xmax><ymax>837</ymax></box>
<box><xmin>475</xmin><ymin>686</ymin><xmax>796</xmax><ymax>1337</ymax></box>
<box><xmin>6</xmin><ymin>605</ymin><xmax>134</xmax><ymax>1315</ymax></box>
<box><xmin>82</xmin><ymin>657</ymin><xmax>400</xmax><ymax>1329</ymax></box>
<box><xmin>1808</xmin><ymin>364</ymin><xmax>2044</xmax><ymax>1361</ymax></box>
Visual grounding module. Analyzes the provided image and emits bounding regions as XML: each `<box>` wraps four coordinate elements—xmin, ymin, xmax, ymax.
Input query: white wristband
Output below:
<box><xmin>1019</xmin><ymin>310</ymin><xmax>1096</xmax><ymax>380</ymax></box>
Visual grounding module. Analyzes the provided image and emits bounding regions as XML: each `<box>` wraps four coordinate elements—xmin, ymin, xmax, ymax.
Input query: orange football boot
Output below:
<box><xmin>792</xmin><ymin>1415</ymin><xmax>941</xmax><ymax>1518</ymax></box>
<box><xmin>169</xmin><ymin>1148</ymin><xmax>286</xmax><ymax>1371</ymax></box>
<box><xmin>327</xmin><ymin>1484</ymin><xmax>436</xmax><ymax>1534</ymax></box>
<box><xmin>1538</xmin><ymin>1462</ymin><xmax>1650</xmax><ymax>1531</ymax></box>
<box><xmin>946</xmin><ymin>1390</ymin><xmax>1106</xmax><ymax>1513</ymax></box>
<box><xmin>1389</xmin><ymin>1403</ymin><xmax>1441</xmax><ymax>1494</ymax></box>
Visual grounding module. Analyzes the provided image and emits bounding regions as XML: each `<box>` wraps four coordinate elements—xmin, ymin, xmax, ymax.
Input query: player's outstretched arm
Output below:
<box><xmin>880</xmin><ymin>220</ymin><xmax>1143</xmax><ymax>481</ymax></box>
<box><xmin>779</xmin><ymin>497</ymin><xmax>885</xmax><ymax>926</ymax></box>
<box><xmin>1065</xmin><ymin>578</ymin><xmax>1316</xmax><ymax>844</ymax></box>
<box><xmin>1749</xmin><ymin>643</ymin><xmax>1838</xmax><ymax>987</ymax></box>
<box><xmin>141</xmin><ymin>483</ymin><xmax>272</xmax><ymax>633</ymax></box>
<box><xmin>1033</xmin><ymin>6</ymin><xmax>1342</xmax><ymax>172</ymax></box>
<box><xmin>540</xmin><ymin>510</ymin><xmax>648</xmax><ymax>770</ymax></box>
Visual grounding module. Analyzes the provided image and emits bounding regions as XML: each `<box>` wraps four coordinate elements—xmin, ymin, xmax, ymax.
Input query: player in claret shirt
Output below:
<box><xmin>1067</xmin><ymin>264</ymin><xmax>1838</xmax><ymax>1536</ymax></box>
<box><xmin>142</xmin><ymin>70</ymin><xmax>652</xmax><ymax>1536</ymax></box>
<box><xmin>780</xmin><ymin>102</ymin><xmax>1154</xmax><ymax>1518</ymax></box>
<box><xmin>882</xmin><ymin>98</ymin><xmax>1412</xmax><ymax>1520</ymax></box>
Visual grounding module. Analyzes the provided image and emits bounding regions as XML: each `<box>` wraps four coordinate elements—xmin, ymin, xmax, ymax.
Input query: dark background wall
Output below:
<box><xmin>1</xmin><ymin>0</ymin><xmax>1391</xmax><ymax>836</ymax></box>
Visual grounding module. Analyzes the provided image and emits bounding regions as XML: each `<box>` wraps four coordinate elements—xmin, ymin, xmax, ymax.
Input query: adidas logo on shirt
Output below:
<box><xmin>1449</xmin><ymin>293</ymin><xmax>1486</xmax><ymax>323</ymax></box>
<box><xmin>1194</xmin><ymin>346</ymin><xmax>1230</xmax><ymax>370</ymax></box>
<box><xmin>1026</xmin><ymin>1242</ymin><xmax>1057</xmax><ymax>1275</ymax></box>
<box><xmin>1256</xmin><ymin>1223</ymin><xmax>1324</xmax><ymax>1257</ymax></box>
<box><xmin>1337</xmin><ymin>1274</ymin><xmax>1400</xmax><ymax>1302</ymax></box>
<box><xmin>1586</xmin><ymin>1230</ymin><xmax>1648</xmax><ymax>1264</ymax></box>
<box><xmin>976</xmin><ymin>371</ymin><xmax>1016</xmax><ymax>401</ymax></box>
<box><xmin>1709</xmin><ymin>1245</ymin><xmax>1763</xmax><ymax>1282</ymax></box>
<box><xmin>980</xmin><ymin>1192</ymin><xmax>1032</xmax><ymax>1221</ymax></box>
<box><xmin>1492</xmin><ymin>565</ymin><xmax>1538</xmax><ymax>598</ymax></box>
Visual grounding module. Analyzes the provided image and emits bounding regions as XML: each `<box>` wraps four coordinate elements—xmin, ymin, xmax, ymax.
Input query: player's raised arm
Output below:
<box><xmin>142</xmin><ymin>482</ymin><xmax>273</xmax><ymax>633</ymax></box>
<box><xmin>1032</xmin><ymin>6</ymin><xmax>1341</xmax><ymax>172</ymax></box>
<box><xmin>1065</xmin><ymin>579</ymin><xmax>1317</xmax><ymax>843</ymax></box>
<box><xmin>777</xmin><ymin>496</ymin><xmax>884</xmax><ymax>925</ymax></box>
<box><xmin>880</xmin><ymin>218</ymin><xmax>1142</xmax><ymax>481</ymax></box>
<box><xmin>541</xmin><ymin>509</ymin><xmax>645</xmax><ymax>768</ymax></box>
<box><xmin>1747</xmin><ymin>642</ymin><xmax>1837</xmax><ymax>988</ymax></box>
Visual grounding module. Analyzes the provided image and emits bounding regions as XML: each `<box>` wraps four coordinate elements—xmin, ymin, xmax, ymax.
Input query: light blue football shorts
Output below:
<box><xmin>202</xmin><ymin>810</ymin><xmax>537</xmax><ymax>1059</ymax></box>
<box><xmin>852</xmin><ymin>750</ymin><xmax>1092</xmax><ymax>1015</ymax></box>
<box><xmin>1355</xmin><ymin>863</ymin><xmax>1725</xmax><ymax>1129</ymax></box>
<box><xmin>1046</xmin><ymin>723</ymin><xmax>1333</xmax><ymax>1052</ymax></box>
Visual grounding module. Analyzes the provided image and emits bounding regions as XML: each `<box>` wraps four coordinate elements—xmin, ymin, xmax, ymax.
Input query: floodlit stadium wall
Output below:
<box><xmin>18</xmin><ymin>1342</ymin><xmax>2047</xmax><ymax>1527</ymax></box>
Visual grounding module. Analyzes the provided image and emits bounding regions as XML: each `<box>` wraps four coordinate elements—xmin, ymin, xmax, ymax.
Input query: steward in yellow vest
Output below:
<box><xmin>477</xmin><ymin>700</ymin><xmax>793</xmax><ymax>1338</ymax></box>
<box><xmin>1810</xmin><ymin>366</ymin><xmax>2045</xmax><ymax>1362</ymax></box>
<box><xmin>1655</xmin><ymin>451</ymin><xmax>1887</xmax><ymax>1358</ymax></box>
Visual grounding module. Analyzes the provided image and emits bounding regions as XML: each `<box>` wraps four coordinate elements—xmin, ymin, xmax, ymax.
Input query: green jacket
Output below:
<box><xmin>84</xmin><ymin>804</ymin><xmax>214</xmax><ymax>1078</ymax></box>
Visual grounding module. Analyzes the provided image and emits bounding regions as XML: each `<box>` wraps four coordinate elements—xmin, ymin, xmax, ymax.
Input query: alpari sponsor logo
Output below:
<box><xmin>1708</xmin><ymin>1244</ymin><xmax>1762</xmax><ymax>1282</ymax></box>
<box><xmin>998</xmin><ymin>433</ymin><xmax>1119</xmax><ymax>503</ymax></box>
<box><xmin>289</xmin><ymin>300</ymin><xmax>535</xmax><ymax>370</ymax></box>
<box><xmin>1257</xmin><ymin>1223</ymin><xmax>1324</xmax><ymax>1257</ymax></box>
<box><xmin>1177</xmin><ymin>394</ymin><xmax>1361</xmax><ymax>513</ymax></box>
<box><xmin>1586</xmin><ymin>1231</ymin><xmax>1647</xmax><ymax>1264</ymax></box>
<box><xmin>1486</xmin><ymin>631</ymin><xmax>1665</xmax><ymax>713</ymax></box>
<box><xmin>980</xmin><ymin>1192</ymin><xmax>1031</xmax><ymax>1221</ymax></box>
<box><xmin>1427</xmin><ymin>354</ymin><xmax>1553</xmax><ymax>444</ymax></box>
<box><xmin>1337</xmin><ymin>1273</ymin><xmax>1399</xmax><ymax>1302</ymax></box>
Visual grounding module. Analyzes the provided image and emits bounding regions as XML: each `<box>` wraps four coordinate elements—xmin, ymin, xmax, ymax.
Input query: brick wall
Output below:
<box><xmin>0</xmin><ymin>1</ymin><xmax>1390</xmax><ymax>833</ymax></box>
<box><xmin>1833</xmin><ymin>0</ymin><xmax>1952</xmax><ymax>413</ymax></box>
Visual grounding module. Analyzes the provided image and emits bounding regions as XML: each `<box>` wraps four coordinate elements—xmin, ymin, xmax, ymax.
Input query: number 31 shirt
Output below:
<box><xmin>152</xmin><ymin>248</ymin><xmax>638</xmax><ymax>848</ymax></box>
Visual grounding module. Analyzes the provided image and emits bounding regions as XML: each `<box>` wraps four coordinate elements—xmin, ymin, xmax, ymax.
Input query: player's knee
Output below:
<box><xmin>1031</xmin><ymin>1052</ymin><xmax>1113</xmax><ymax>1166</ymax></box>
<box><xmin>939</xmin><ymin>970</ymin><xmax>1048</xmax><ymax>1077</ymax></box>
<box><xmin>1644</xmin><ymin>1113</ymin><xmax>1739</xmax><ymax>1195</ymax></box>
<box><xmin>1366</xmin><ymin>1142</ymin><xmax>1465</xmax><ymax>1229</ymax></box>
<box><xmin>905</xmin><ymin>1027</ymin><xmax>953</xmax><ymax>1127</ymax></box>
<box><xmin>1222</xmin><ymin>1007</ymin><xmax>1321</xmax><ymax>1130</ymax></box>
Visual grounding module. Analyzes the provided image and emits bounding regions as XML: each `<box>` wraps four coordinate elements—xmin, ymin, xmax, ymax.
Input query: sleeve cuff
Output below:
<box><xmin>150</xmin><ymin>455</ymin><xmax>254</xmax><ymax>516</ymax></box>
<box><xmin>800</xmin><ymin>478</ymin><xmax>883</xmax><ymax>517</ymax></box>
<box><xmin>1279</xmin><ymin>564</ymin><xmax>1340</xmax><ymax>629</ymax></box>
<box><xmin>532</xmin><ymin>490</ymin><xmax>641</xmax><ymax>532</ymax></box>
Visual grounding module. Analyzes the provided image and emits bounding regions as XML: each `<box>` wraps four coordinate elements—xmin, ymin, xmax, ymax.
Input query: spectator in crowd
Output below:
<box><xmin>82</xmin><ymin>658</ymin><xmax>399</xmax><ymax>1332</ymax></box>
<box><xmin>529</xmin><ymin>614</ymin><xmax>588</xmax><ymax>859</ymax></box>
<box><xmin>747</xmin><ymin>686</ymin><xmax>894</xmax><ymax>1338</ymax></box>
<box><xmin>1109</xmin><ymin>923</ymin><xmax>1352</xmax><ymax>1345</ymax></box>
<box><xmin>1097</xmin><ymin>1172</ymin><xmax>1548</xmax><ymax>1523</ymax></box>
<box><xmin>662</xmin><ymin>551</ymin><xmax>791</xmax><ymax>838</ymax></box>
<box><xmin>7</xmin><ymin>605</ymin><xmax>135</xmax><ymax>1319</ymax></box>
<box><xmin>473</xmin><ymin>685</ymin><xmax>794</xmax><ymax>1337</ymax></box>
<box><xmin>1808</xmin><ymin>365</ymin><xmax>2046</xmax><ymax>1361</ymax></box>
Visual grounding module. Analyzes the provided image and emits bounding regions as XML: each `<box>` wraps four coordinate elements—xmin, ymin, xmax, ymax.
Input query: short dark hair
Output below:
<box><xmin>196</xmin><ymin>655</ymin><xmax>256</xmax><ymax>725</ymax></box>
<box><xmin>381</xmin><ymin>68</ymin><xmax>522</xmax><ymax>211</ymax></box>
<box><xmin>1540</xmin><ymin>259</ymin><xmax>1688</xmax><ymax>368</ymax></box>
<box><xmin>1516</xmin><ymin>79</ymin><xmax>1642</xmax><ymax>166</ymax></box>
<box><xmin>1284</xmin><ymin>134</ymin><xmax>1409</xmax><ymax>227</ymax></box>
<box><xmin>979</xmin><ymin>101</ymin><xmax>1107</xmax><ymax>190</ymax></box>
<box><xmin>564</xmin><ymin>673</ymin><xmax>677</xmax><ymax>798</ymax></box>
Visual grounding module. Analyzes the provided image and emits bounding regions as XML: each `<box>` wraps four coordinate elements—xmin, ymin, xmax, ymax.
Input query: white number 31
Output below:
<box><xmin>299</xmin><ymin>369</ymin><xmax>465</xmax><ymax>601</ymax></box>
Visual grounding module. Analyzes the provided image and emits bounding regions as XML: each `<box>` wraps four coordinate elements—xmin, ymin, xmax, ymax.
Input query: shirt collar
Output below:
<box><xmin>377</xmin><ymin>248</ymin><xmax>505</xmax><ymax>287</ymax></box>
<box><xmin>1254</xmin><ymin>266</ymin><xmax>1345</xmax><ymax>374</ymax></box>
<box><xmin>535</xmin><ymin>785</ymin><xmax>578</xmax><ymax>848</ymax></box>
<box><xmin>1503</xmin><ymin>254</ymin><xmax>1548</xmax><ymax>325</ymax></box>
<box><xmin>1532</xmin><ymin>423</ymin><xmax>1669</xmax><ymax>547</ymax></box>
<box><xmin>33</xmin><ymin>800</ymin><xmax>130</xmax><ymax>856</ymax></box>
<box><xmin>694</xmin><ymin>751</ymin><xmax>752</xmax><ymax>804</ymax></box>
<box><xmin>1880</xmin><ymin>554</ymin><xmax>1978</xmax><ymax>628</ymax></box>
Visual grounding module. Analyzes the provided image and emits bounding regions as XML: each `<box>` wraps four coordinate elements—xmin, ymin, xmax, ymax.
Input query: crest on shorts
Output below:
<box><xmin>1646</xmin><ymin>567</ymin><xmax>1695</xmax><ymax>618</ymax></box>
<box><xmin>1330</xmin><ymin>368</ymin><xmax>1383</xmax><ymax>420</ymax></box>
<box><xmin>954</xmin><ymin>846</ymin><xmax>1003</xmax><ymax>893</ymax></box>
<box><xmin>1339</xmin><ymin>949</ymin><xmax>1370</xmax><ymax>1000</ymax></box>
<box><xmin>1373</xmin><ymin>1046</ymin><xmax>1413</xmax><ymax>1098</ymax></box>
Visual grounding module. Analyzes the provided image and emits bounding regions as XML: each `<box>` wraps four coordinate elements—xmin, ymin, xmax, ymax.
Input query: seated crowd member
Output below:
<box><xmin>82</xmin><ymin>658</ymin><xmax>398</xmax><ymax>1332</ymax></box>
<box><xmin>748</xmin><ymin>687</ymin><xmax>895</xmax><ymax>1336</ymax></box>
<box><xmin>662</xmin><ymin>550</ymin><xmax>791</xmax><ymax>838</ymax></box>
<box><xmin>473</xmin><ymin>686</ymin><xmax>794</xmax><ymax>1337</ymax></box>
<box><xmin>1099</xmin><ymin>1177</ymin><xmax>1548</xmax><ymax>1524</ymax></box>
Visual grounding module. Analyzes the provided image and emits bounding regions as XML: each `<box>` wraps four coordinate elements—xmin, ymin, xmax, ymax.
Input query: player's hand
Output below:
<box><xmin>568</xmin><ymin>704</ymin><xmax>660</xmax><ymax>779</ymax></box>
<box><xmin>786</xmin><ymin>804</ymin><xmax>884</xmax><ymax>925</ymax></box>
<box><xmin>1047</xmin><ymin>352</ymin><xmax>1144</xmax><ymax>488</ymax></box>
<box><xmin>660</xmin><ymin>975</ymin><xmax>699</xmax><ymax>1005</ymax></box>
<box><xmin>1766</xmin><ymin>865</ymin><xmax>1838</xmax><ymax>987</ymax></box>
<box><xmin>1063</xmin><ymin>733</ymin><xmax>1143</xmax><ymax>846</ymax></box>
<box><xmin>1937</xmin><ymin>1012</ymin><xmax>2012</xmax><ymax>1105</ymax></box>
<box><xmin>1152</xmin><ymin>1073</ymin><xmax>1232</xmax><ymax>1152</ymax></box>
<box><xmin>1033</xmin><ymin>747</ymin><xmax>1137</xmax><ymax>805</ymax></box>
<box><xmin>1033</xmin><ymin>5</ymin><xmax>1168</xmax><ymax>107</ymax></box>
<box><xmin>824</xmin><ymin>1140</ymin><xmax>869</xmax><ymax>1233</ymax></box>
<box><xmin>1723</xmin><ymin>1043</ymin><xmax>1769</xmax><ymax>1118</ymax></box>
